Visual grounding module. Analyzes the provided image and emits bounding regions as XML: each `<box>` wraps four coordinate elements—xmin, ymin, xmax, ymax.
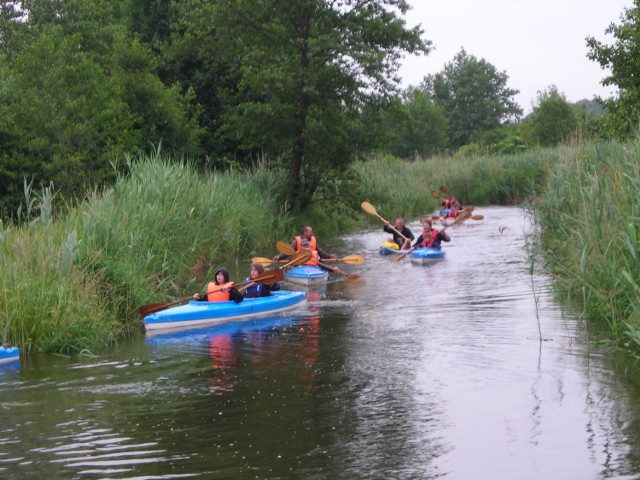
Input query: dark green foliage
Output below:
<box><xmin>424</xmin><ymin>48</ymin><xmax>522</xmax><ymax>149</ymax></box>
<box><xmin>379</xmin><ymin>87</ymin><xmax>448</xmax><ymax>159</ymax></box>
<box><xmin>526</xmin><ymin>85</ymin><xmax>580</xmax><ymax>146</ymax></box>
<box><xmin>587</xmin><ymin>0</ymin><xmax>640</xmax><ymax>138</ymax></box>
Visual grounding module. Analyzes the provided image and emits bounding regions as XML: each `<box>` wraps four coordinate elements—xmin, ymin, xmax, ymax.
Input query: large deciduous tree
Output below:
<box><xmin>527</xmin><ymin>85</ymin><xmax>579</xmax><ymax>146</ymax></box>
<box><xmin>185</xmin><ymin>0</ymin><xmax>430</xmax><ymax>210</ymax></box>
<box><xmin>423</xmin><ymin>49</ymin><xmax>522</xmax><ymax>149</ymax></box>
<box><xmin>380</xmin><ymin>87</ymin><xmax>448</xmax><ymax>159</ymax></box>
<box><xmin>586</xmin><ymin>0</ymin><xmax>640</xmax><ymax>138</ymax></box>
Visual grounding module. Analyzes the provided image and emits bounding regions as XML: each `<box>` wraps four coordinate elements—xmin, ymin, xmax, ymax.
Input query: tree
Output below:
<box><xmin>179</xmin><ymin>0</ymin><xmax>431</xmax><ymax>210</ymax></box>
<box><xmin>380</xmin><ymin>87</ymin><xmax>448</xmax><ymax>159</ymax></box>
<box><xmin>586</xmin><ymin>1</ymin><xmax>640</xmax><ymax>138</ymax></box>
<box><xmin>527</xmin><ymin>85</ymin><xmax>579</xmax><ymax>146</ymax></box>
<box><xmin>423</xmin><ymin>49</ymin><xmax>522</xmax><ymax>149</ymax></box>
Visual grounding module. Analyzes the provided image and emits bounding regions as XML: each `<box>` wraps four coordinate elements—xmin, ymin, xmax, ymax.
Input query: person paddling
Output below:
<box><xmin>193</xmin><ymin>267</ymin><xmax>244</xmax><ymax>303</ymax></box>
<box><xmin>413</xmin><ymin>219</ymin><xmax>450</xmax><ymax>249</ymax></box>
<box><xmin>383</xmin><ymin>216</ymin><xmax>414</xmax><ymax>250</ymax></box>
<box><xmin>273</xmin><ymin>225</ymin><xmax>336</xmax><ymax>271</ymax></box>
<box><xmin>243</xmin><ymin>263</ymin><xmax>280</xmax><ymax>298</ymax></box>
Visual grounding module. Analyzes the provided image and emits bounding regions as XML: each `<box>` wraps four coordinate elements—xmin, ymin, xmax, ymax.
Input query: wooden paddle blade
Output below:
<box><xmin>276</xmin><ymin>240</ymin><xmax>296</xmax><ymax>256</ymax></box>
<box><xmin>360</xmin><ymin>201</ymin><xmax>377</xmax><ymax>215</ymax></box>
<box><xmin>347</xmin><ymin>274</ymin><xmax>362</xmax><ymax>281</ymax></box>
<box><xmin>282</xmin><ymin>249</ymin><xmax>312</xmax><ymax>268</ymax></box>
<box><xmin>251</xmin><ymin>256</ymin><xmax>275</xmax><ymax>267</ymax></box>
<box><xmin>138</xmin><ymin>302</ymin><xmax>170</xmax><ymax>317</ymax></box>
<box><xmin>440</xmin><ymin>185</ymin><xmax>450</xmax><ymax>195</ymax></box>
<box><xmin>340</xmin><ymin>254</ymin><xmax>365</xmax><ymax>265</ymax></box>
<box><xmin>431</xmin><ymin>190</ymin><xmax>441</xmax><ymax>199</ymax></box>
<box><xmin>471</xmin><ymin>215</ymin><xmax>484</xmax><ymax>221</ymax></box>
<box><xmin>255</xmin><ymin>268</ymin><xmax>284</xmax><ymax>284</ymax></box>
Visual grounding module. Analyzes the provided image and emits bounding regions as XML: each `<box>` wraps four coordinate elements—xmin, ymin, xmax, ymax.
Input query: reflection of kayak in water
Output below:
<box><xmin>410</xmin><ymin>248</ymin><xmax>446</xmax><ymax>266</ymax></box>
<box><xmin>143</xmin><ymin>290</ymin><xmax>307</xmax><ymax>331</ymax></box>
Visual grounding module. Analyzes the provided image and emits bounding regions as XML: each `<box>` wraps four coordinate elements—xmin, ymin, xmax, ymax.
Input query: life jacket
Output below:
<box><xmin>295</xmin><ymin>235</ymin><xmax>319</xmax><ymax>266</ymax></box>
<box><xmin>420</xmin><ymin>229</ymin><xmax>440</xmax><ymax>248</ymax></box>
<box><xmin>443</xmin><ymin>199</ymin><xmax>451</xmax><ymax>209</ymax></box>
<box><xmin>206</xmin><ymin>281</ymin><xmax>235</xmax><ymax>302</ymax></box>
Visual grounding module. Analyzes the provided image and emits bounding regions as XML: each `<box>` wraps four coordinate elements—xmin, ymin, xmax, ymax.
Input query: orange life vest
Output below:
<box><xmin>420</xmin><ymin>229</ymin><xmax>440</xmax><ymax>248</ymax></box>
<box><xmin>295</xmin><ymin>235</ymin><xmax>319</xmax><ymax>266</ymax></box>
<box><xmin>206</xmin><ymin>281</ymin><xmax>235</xmax><ymax>302</ymax></box>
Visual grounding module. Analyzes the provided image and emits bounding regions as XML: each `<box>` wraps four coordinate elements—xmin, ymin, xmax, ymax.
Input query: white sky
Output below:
<box><xmin>398</xmin><ymin>0</ymin><xmax>633</xmax><ymax>113</ymax></box>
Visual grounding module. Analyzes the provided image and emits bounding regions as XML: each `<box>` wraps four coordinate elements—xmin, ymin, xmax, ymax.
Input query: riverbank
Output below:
<box><xmin>2</xmin><ymin>140</ymin><xmax>639</xmax><ymax>356</ymax></box>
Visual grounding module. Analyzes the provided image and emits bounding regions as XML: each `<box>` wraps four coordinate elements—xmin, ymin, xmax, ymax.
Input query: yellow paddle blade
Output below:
<box><xmin>276</xmin><ymin>240</ymin><xmax>296</xmax><ymax>256</ymax></box>
<box><xmin>251</xmin><ymin>256</ymin><xmax>275</xmax><ymax>267</ymax></box>
<box><xmin>361</xmin><ymin>201</ymin><xmax>377</xmax><ymax>215</ymax></box>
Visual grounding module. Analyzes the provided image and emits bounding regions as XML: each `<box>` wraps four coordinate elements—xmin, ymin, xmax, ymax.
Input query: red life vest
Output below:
<box><xmin>295</xmin><ymin>235</ymin><xmax>319</xmax><ymax>266</ymax></box>
<box><xmin>206</xmin><ymin>281</ymin><xmax>235</xmax><ymax>302</ymax></box>
<box><xmin>420</xmin><ymin>229</ymin><xmax>439</xmax><ymax>248</ymax></box>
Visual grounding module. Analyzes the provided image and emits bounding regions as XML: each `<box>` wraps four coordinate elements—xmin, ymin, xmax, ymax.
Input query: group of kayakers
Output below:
<box><xmin>192</xmin><ymin>225</ymin><xmax>336</xmax><ymax>303</ymax></box>
<box><xmin>382</xmin><ymin>215</ymin><xmax>451</xmax><ymax>251</ymax></box>
<box><xmin>193</xmin><ymin>192</ymin><xmax>466</xmax><ymax>303</ymax></box>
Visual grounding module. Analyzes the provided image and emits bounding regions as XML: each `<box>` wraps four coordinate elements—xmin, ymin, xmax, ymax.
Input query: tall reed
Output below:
<box><xmin>533</xmin><ymin>140</ymin><xmax>640</xmax><ymax>352</ymax></box>
<box><xmin>0</xmin><ymin>152</ymin><xmax>291</xmax><ymax>354</ymax></box>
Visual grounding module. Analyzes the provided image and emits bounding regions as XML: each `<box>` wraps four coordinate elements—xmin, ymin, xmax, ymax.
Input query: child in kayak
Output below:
<box><xmin>193</xmin><ymin>267</ymin><xmax>244</xmax><ymax>303</ymax></box>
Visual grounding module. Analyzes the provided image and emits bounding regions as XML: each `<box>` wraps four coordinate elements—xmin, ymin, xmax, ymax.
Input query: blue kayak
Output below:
<box><xmin>285</xmin><ymin>265</ymin><xmax>329</xmax><ymax>286</ymax></box>
<box><xmin>143</xmin><ymin>290</ymin><xmax>307</xmax><ymax>331</ymax></box>
<box><xmin>0</xmin><ymin>346</ymin><xmax>20</xmax><ymax>364</ymax></box>
<box><xmin>410</xmin><ymin>247</ymin><xmax>446</xmax><ymax>265</ymax></box>
<box><xmin>379</xmin><ymin>246</ymin><xmax>411</xmax><ymax>255</ymax></box>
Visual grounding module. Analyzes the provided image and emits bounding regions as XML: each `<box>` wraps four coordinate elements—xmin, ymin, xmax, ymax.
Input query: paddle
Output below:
<box><xmin>316</xmin><ymin>260</ymin><xmax>361</xmax><ymax>281</ymax></box>
<box><xmin>360</xmin><ymin>201</ymin><xmax>410</xmax><ymax>242</ymax></box>
<box><xmin>395</xmin><ymin>207</ymin><xmax>474</xmax><ymax>262</ymax></box>
<box><xmin>252</xmin><ymin>253</ymin><xmax>364</xmax><ymax>266</ymax></box>
<box><xmin>431</xmin><ymin>190</ymin><xmax>442</xmax><ymax>200</ymax></box>
<box><xmin>440</xmin><ymin>185</ymin><xmax>452</xmax><ymax>197</ymax></box>
<box><xmin>276</xmin><ymin>242</ymin><xmax>361</xmax><ymax>280</ymax></box>
<box><xmin>138</xmin><ymin>268</ymin><xmax>285</xmax><ymax>317</ymax></box>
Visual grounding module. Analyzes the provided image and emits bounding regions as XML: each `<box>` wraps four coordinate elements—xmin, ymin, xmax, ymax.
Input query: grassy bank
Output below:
<box><xmin>3</xmin><ymin>140</ymin><xmax>640</xmax><ymax>357</ymax></box>
<box><xmin>533</xmin><ymin>141</ymin><xmax>640</xmax><ymax>354</ymax></box>
<box><xmin>0</xmin><ymin>152</ymin><xmax>291</xmax><ymax>354</ymax></box>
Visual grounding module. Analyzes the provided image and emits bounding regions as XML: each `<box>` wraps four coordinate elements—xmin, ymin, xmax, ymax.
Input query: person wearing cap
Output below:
<box><xmin>193</xmin><ymin>267</ymin><xmax>244</xmax><ymax>303</ymax></box>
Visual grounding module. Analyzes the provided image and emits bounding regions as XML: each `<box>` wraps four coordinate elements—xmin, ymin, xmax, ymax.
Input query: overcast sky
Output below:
<box><xmin>398</xmin><ymin>0</ymin><xmax>633</xmax><ymax>113</ymax></box>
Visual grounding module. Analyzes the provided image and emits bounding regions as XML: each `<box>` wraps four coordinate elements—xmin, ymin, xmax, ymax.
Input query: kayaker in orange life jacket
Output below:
<box><xmin>193</xmin><ymin>267</ymin><xmax>244</xmax><ymax>303</ymax></box>
<box><xmin>412</xmin><ymin>218</ymin><xmax>450</xmax><ymax>249</ymax></box>
<box><xmin>273</xmin><ymin>225</ymin><xmax>336</xmax><ymax>271</ymax></box>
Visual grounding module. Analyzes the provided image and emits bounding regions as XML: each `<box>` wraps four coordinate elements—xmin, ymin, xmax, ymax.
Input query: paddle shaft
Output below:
<box><xmin>139</xmin><ymin>269</ymin><xmax>284</xmax><ymax>317</ymax></box>
<box><xmin>361</xmin><ymin>201</ymin><xmax>410</xmax><ymax>242</ymax></box>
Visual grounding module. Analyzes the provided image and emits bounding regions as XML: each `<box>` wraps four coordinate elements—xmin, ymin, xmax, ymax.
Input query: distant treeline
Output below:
<box><xmin>1</xmin><ymin>0</ymin><xmax>636</xmax><ymax>220</ymax></box>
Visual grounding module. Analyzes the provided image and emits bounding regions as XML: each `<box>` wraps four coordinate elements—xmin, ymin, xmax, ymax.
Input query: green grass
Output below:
<box><xmin>3</xmin><ymin>139</ymin><xmax>640</xmax><ymax>358</ymax></box>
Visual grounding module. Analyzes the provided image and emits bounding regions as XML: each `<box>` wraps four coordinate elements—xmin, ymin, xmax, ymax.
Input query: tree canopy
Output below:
<box><xmin>587</xmin><ymin>0</ymin><xmax>640</xmax><ymax>138</ymax></box>
<box><xmin>422</xmin><ymin>49</ymin><xmax>522</xmax><ymax>149</ymax></box>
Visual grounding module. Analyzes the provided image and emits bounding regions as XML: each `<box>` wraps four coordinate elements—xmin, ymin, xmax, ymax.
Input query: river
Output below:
<box><xmin>2</xmin><ymin>206</ymin><xmax>640</xmax><ymax>480</ymax></box>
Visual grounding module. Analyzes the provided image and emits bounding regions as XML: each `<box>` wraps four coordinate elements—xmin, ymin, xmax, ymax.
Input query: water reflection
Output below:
<box><xmin>5</xmin><ymin>207</ymin><xmax>640</xmax><ymax>479</ymax></box>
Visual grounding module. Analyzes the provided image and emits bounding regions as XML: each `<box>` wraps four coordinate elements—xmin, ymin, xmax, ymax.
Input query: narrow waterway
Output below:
<box><xmin>2</xmin><ymin>206</ymin><xmax>640</xmax><ymax>480</ymax></box>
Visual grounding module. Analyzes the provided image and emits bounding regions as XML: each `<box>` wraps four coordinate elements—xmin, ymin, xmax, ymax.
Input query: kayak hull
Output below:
<box><xmin>285</xmin><ymin>265</ymin><xmax>329</xmax><ymax>286</ymax></box>
<box><xmin>410</xmin><ymin>247</ymin><xmax>446</xmax><ymax>265</ymax></box>
<box><xmin>0</xmin><ymin>346</ymin><xmax>20</xmax><ymax>364</ymax></box>
<box><xmin>143</xmin><ymin>290</ymin><xmax>307</xmax><ymax>331</ymax></box>
<box><xmin>379</xmin><ymin>246</ymin><xmax>411</xmax><ymax>255</ymax></box>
